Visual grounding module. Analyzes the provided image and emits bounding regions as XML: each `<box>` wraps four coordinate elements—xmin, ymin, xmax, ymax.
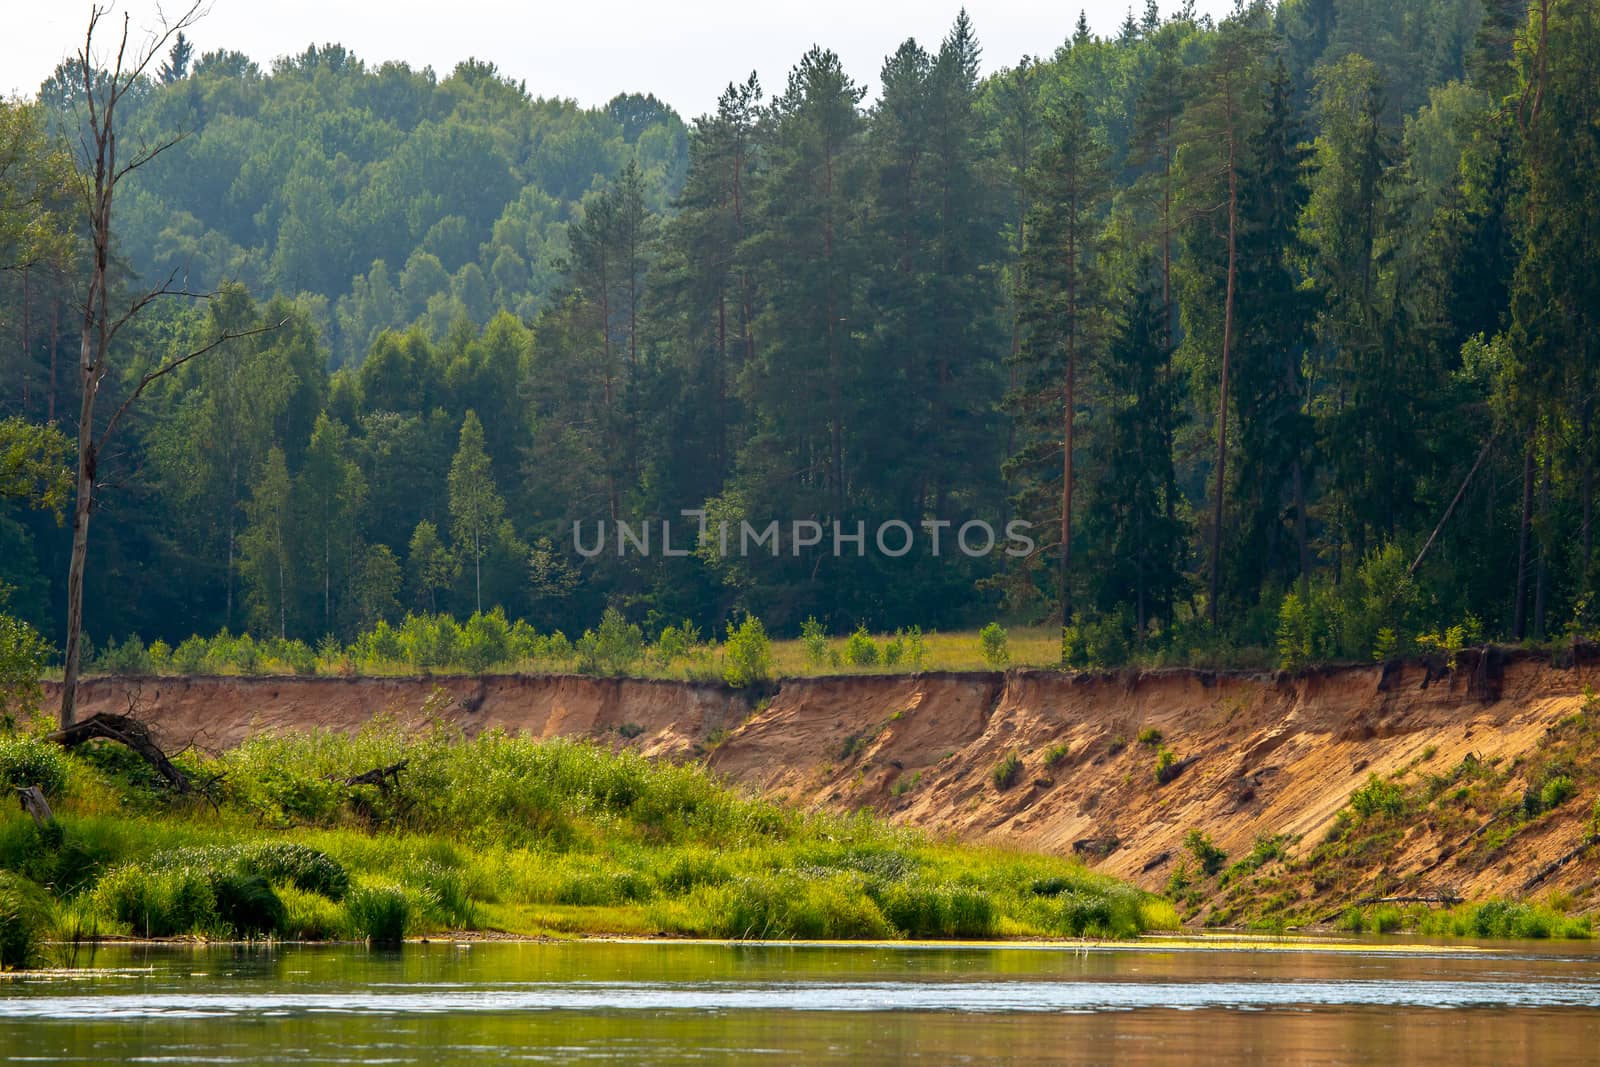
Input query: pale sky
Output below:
<box><xmin>2</xmin><ymin>0</ymin><xmax>1232</xmax><ymax>118</ymax></box>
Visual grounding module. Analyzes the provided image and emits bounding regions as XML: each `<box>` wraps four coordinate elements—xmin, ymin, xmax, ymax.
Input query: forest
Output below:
<box><xmin>1</xmin><ymin>0</ymin><xmax>1597</xmax><ymax>671</ymax></box>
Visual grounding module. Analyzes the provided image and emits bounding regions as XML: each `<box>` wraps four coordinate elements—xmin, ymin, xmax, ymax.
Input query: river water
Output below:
<box><xmin>3</xmin><ymin>938</ymin><xmax>1598</xmax><ymax>1064</ymax></box>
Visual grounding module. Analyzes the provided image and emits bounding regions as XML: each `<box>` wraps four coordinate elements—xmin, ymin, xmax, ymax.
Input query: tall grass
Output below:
<box><xmin>0</xmin><ymin>720</ymin><xmax>1173</xmax><ymax>946</ymax></box>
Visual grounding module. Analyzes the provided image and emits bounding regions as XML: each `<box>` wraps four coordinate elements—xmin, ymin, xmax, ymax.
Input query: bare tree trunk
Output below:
<box><xmin>1513</xmin><ymin>438</ymin><xmax>1535</xmax><ymax>640</ymax></box>
<box><xmin>1533</xmin><ymin>443</ymin><xmax>1551</xmax><ymax>637</ymax></box>
<box><xmin>48</xmin><ymin>294</ymin><xmax>59</xmax><ymax>423</ymax></box>
<box><xmin>1208</xmin><ymin>119</ymin><xmax>1240</xmax><ymax>627</ymax></box>
<box><xmin>20</xmin><ymin>267</ymin><xmax>31</xmax><ymax>407</ymax></box>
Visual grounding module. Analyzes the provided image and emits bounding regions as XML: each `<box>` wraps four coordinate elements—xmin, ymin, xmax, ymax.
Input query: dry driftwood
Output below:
<box><xmin>327</xmin><ymin>760</ymin><xmax>409</xmax><ymax>793</ymax></box>
<box><xmin>48</xmin><ymin>712</ymin><xmax>193</xmax><ymax>794</ymax></box>
<box><xmin>1521</xmin><ymin>836</ymin><xmax>1599</xmax><ymax>892</ymax></box>
<box><xmin>15</xmin><ymin>785</ymin><xmax>54</xmax><ymax>827</ymax></box>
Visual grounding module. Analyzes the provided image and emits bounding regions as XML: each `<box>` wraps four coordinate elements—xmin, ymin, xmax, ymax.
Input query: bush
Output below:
<box><xmin>991</xmin><ymin>750</ymin><xmax>1023</xmax><ymax>791</ymax></box>
<box><xmin>240</xmin><ymin>843</ymin><xmax>350</xmax><ymax>901</ymax></box>
<box><xmin>459</xmin><ymin>609</ymin><xmax>512</xmax><ymax>673</ymax></box>
<box><xmin>1349</xmin><ymin>773</ymin><xmax>1405</xmax><ymax>819</ymax></box>
<box><xmin>1042</xmin><ymin>744</ymin><xmax>1069</xmax><ymax>769</ymax></box>
<box><xmin>653</xmin><ymin>620</ymin><xmax>702</xmax><ymax>665</ymax></box>
<box><xmin>1</xmin><ymin>610</ymin><xmax>51</xmax><ymax>727</ymax></box>
<box><xmin>278</xmin><ymin>885</ymin><xmax>345</xmax><ymax>940</ymax></box>
<box><xmin>873</xmin><ymin>881</ymin><xmax>996</xmax><ymax>938</ymax></box>
<box><xmin>898</xmin><ymin>626</ymin><xmax>928</xmax><ymax>671</ymax></box>
<box><xmin>172</xmin><ymin>636</ymin><xmax>210</xmax><ymax>674</ymax></box>
<box><xmin>1183</xmin><ymin>829</ymin><xmax>1227</xmax><ymax>876</ymax></box>
<box><xmin>0</xmin><ymin>872</ymin><xmax>53</xmax><ymax>969</ymax></box>
<box><xmin>1153</xmin><ymin>745</ymin><xmax>1179</xmax><ymax>784</ymax></box>
<box><xmin>576</xmin><ymin>607</ymin><xmax>644</xmax><ymax>676</ymax></box>
<box><xmin>721</xmin><ymin>616</ymin><xmax>773</xmax><ymax>687</ymax></box>
<box><xmin>0</xmin><ymin>731</ymin><xmax>68</xmax><ymax>796</ymax></box>
<box><xmin>92</xmin><ymin>863</ymin><xmax>220</xmax><ymax>937</ymax></box>
<box><xmin>211</xmin><ymin>872</ymin><xmax>286</xmax><ymax>936</ymax></box>
<box><xmin>800</xmin><ymin>617</ymin><xmax>829</xmax><ymax>666</ymax></box>
<box><xmin>1540</xmin><ymin>776</ymin><xmax>1575</xmax><ymax>811</ymax></box>
<box><xmin>344</xmin><ymin>883</ymin><xmax>410</xmax><ymax>946</ymax></box>
<box><xmin>978</xmin><ymin>623</ymin><xmax>1009</xmax><ymax>668</ymax></box>
<box><xmin>94</xmin><ymin>635</ymin><xmax>152</xmax><ymax>674</ymax></box>
<box><xmin>843</xmin><ymin>625</ymin><xmax>879</xmax><ymax>667</ymax></box>
<box><xmin>1137</xmin><ymin>727</ymin><xmax>1163</xmax><ymax>747</ymax></box>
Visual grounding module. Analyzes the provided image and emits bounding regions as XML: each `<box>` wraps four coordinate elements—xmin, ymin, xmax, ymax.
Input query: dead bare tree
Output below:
<box><xmin>59</xmin><ymin>3</ymin><xmax>279</xmax><ymax>729</ymax></box>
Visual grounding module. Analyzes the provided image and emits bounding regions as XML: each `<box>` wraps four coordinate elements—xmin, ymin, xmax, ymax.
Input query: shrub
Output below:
<box><xmin>899</xmin><ymin>626</ymin><xmax>928</xmax><ymax>671</ymax></box>
<box><xmin>240</xmin><ymin>843</ymin><xmax>350</xmax><ymax>901</ymax></box>
<box><xmin>843</xmin><ymin>625</ymin><xmax>879</xmax><ymax>667</ymax></box>
<box><xmin>345</xmin><ymin>883</ymin><xmax>410</xmax><ymax>946</ymax></box>
<box><xmin>1540</xmin><ymin>776</ymin><xmax>1575</xmax><ymax>811</ymax></box>
<box><xmin>881</xmin><ymin>632</ymin><xmax>904</xmax><ymax>667</ymax></box>
<box><xmin>978</xmin><ymin>623</ymin><xmax>1009</xmax><ymax>668</ymax></box>
<box><xmin>1153</xmin><ymin>745</ymin><xmax>1179</xmax><ymax>784</ymax></box>
<box><xmin>0</xmin><ymin>872</ymin><xmax>53</xmax><ymax>970</ymax></box>
<box><xmin>576</xmin><ymin>607</ymin><xmax>644</xmax><ymax>675</ymax></box>
<box><xmin>94</xmin><ymin>635</ymin><xmax>152</xmax><ymax>674</ymax></box>
<box><xmin>721</xmin><ymin>616</ymin><xmax>773</xmax><ymax>687</ymax></box>
<box><xmin>991</xmin><ymin>750</ymin><xmax>1022</xmax><ymax>791</ymax></box>
<box><xmin>171</xmin><ymin>636</ymin><xmax>210</xmax><ymax>674</ymax></box>
<box><xmin>1</xmin><ymin>610</ymin><xmax>51</xmax><ymax>727</ymax></box>
<box><xmin>459</xmin><ymin>609</ymin><xmax>512</xmax><ymax>672</ymax></box>
<box><xmin>211</xmin><ymin>872</ymin><xmax>286</xmax><ymax>936</ymax></box>
<box><xmin>653</xmin><ymin>620</ymin><xmax>701</xmax><ymax>665</ymax></box>
<box><xmin>800</xmin><ymin>617</ymin><xmax>829</xmax><ymax>666</ymax></box>
<box><xmin>873</xmin><ymin>881</ymin><xmax>996</xmax><ymax>938</ymax></box>
<box><xmin>0</xmin><ymin>731</ymin><xmax>69</xmax><ymax>796</ymax></box>
<box><xmin>277</xmin><ymin>639</ymin><xmax>319</xmax><ymax>676</ymax></box>
<box><xmin>1042</xmin><ymin>744</ymin><xmax>1069</xmax><ymax>769</ymax></box>
<box><xmin>618</xmin><ymin>722</ymin><xmax>645</xmax><ymax>739</ymax></box>
<box><xmin>1137</xmin><ymin>727</ymin><xmax>1164</xmax><ymax>747</ymax></box>
<box><xmin>278</xmin><ymin>885</ymin><xmax>345</xmax><ymax>940</ymax></box>
<box><xmin>1349</xmin><ymin>773</ymin><xmax>1405</xmax><ymax>819</ymax></box>
<box><xmin>92</xmin><ymin>864</ymin><xmax>220</xmax><ymax>937</ymax></box>
<box><xmin>1183</xmin><ymin>829</ymin><xmax>1227</xmax><ymax>876</ymax></box>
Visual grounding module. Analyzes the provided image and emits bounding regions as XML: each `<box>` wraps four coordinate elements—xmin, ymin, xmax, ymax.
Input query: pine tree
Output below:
<box><xmin>1005</xmin><ymin>92</ymin><xmax>1110</xmax><ymax>623</ymax></box>
<box><xmin>1084</xmin><ymin>260</ymin><xmax>1188</xmax><ymax>635</ymax></box>
<box><xmin>158</xmin><ymin>32</ymin><xmax>193</xmax><ymax>84</ymax></box>
<box><xmin>238</xmin><ymin>447</ymin><xmax>293</xmax><ymax>638</ymax></box>
<box><xmin>447</xmin><ymin>410</ymin><xmax>504</xmax><ymax>614</ymax></box>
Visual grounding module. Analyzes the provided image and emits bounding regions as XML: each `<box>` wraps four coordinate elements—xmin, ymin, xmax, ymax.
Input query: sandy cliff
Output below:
<box><xmin>45</xmin><ymin>648</ymin><xmax>1600</xmax><ymax>915</ymax></box>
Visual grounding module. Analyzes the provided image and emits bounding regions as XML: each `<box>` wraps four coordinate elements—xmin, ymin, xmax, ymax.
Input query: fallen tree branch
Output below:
<box><xmin>49</xmin><ymin>712</ymin><xmax>193</xmax><ymax>794</ymax></box>
<box><xmin>1521</xmin><ymin>836</ymin><xmax>1599</xmax><ymax>892</ymax></box>
<box><xmin>327</xmin><ymin>760</ymin><xmax>408</xmax><ymax>793</ymax></box>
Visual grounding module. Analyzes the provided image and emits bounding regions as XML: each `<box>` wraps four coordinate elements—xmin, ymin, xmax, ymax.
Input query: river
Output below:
<box><xmin>3</xmin><ymin>938</ymin><xmax>1598</xmax><ymax>1064</ymax></box>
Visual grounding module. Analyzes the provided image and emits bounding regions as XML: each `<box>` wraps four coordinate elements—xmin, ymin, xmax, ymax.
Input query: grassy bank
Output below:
<box><xmin>0</xmin><ymin>715</ymin><xmax>1176</xmax><ymax>968</ymax></box>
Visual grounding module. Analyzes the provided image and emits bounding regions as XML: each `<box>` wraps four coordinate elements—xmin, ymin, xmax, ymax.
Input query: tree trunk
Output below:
<box><xmin>1533</xmin><ymin>443</ymin><xmax>1551</xmax><ymax>637</ymax></box>
<box><xmin>1513</xmin><ymin>438</ymin><xmax>1535</xmax><ymax>640</ymax></box>
<box><xmin>1208</xmin><ymin>122</ymin><xmax>1240</xmax><ymax>627</ymax></box>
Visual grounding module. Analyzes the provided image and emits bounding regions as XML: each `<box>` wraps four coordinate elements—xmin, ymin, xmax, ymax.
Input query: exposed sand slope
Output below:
<box><xmin>45</xmin><ymin>649</ymin><xmax>1600</xmax><ymax>911</ymax></box>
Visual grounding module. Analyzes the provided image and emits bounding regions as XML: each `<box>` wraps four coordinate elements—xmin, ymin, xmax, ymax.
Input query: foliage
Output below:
<box><xmin>843</xmin><ymin>625</ymin><xmax>880</xmax><ymax>667</ymax></box>
<box><xmin>990</xmin><ymin>750</ymin><xmax>1023</xmax><ymax>791</ymax></box>
<box><xmin>0</xmin><ymin>731</ymin><xmax>68</xmax><ymax>796</ymax></box>
<box><xmin>1183</xmin><ymin>829</ymin><xmax>1227</xmax><ymax>876</ymax></box>
<box><xmin>978</xmin><ymin>623</ymin><xmax>1009</xmax><ymax>669</ymax></box>
<box><xmin>576</xmin><ymin>607</ymin><xmax>644</xmax><ymax>676</ymax></box>
<box><xmin>0</xmin><ymin>720</ymin><xmax>1172</xmax><ymax>944</ymax></box>
<box><xmin>1349</xmin><ymin>773</ymin><xmax>1406</xmax><ymax>819</ymax></box>
<box><xmin>720</xmin><ymin>616</ymin><xmax>773</xmax><ymax>688</ymax></box>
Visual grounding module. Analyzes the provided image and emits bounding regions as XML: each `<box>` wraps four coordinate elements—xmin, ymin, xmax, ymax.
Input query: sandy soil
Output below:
<box><xmin>44</xmin><ymin>649</ymin><xmax>1600</xmax><ymax>907</ymax></box>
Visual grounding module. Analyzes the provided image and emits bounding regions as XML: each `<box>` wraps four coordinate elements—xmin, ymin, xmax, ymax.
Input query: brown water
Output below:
<box><xmin>3</xmin><ymin>938</ymin><xmax>1599</xmax><ymax>1064</ymax></box>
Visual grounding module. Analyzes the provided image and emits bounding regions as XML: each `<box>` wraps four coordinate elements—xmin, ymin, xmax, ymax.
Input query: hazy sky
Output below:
<box><xmin>3</xmin><ymin>0</ymin><xmax>1232</xmax><ymax>117</ymax></box>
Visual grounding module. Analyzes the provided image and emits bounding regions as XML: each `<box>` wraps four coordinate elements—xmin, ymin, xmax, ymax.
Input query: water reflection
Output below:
<box><xmin>2</xmin><ymin>940</ymin><xmax>1597</xmax><ymax>1065</ymax></box>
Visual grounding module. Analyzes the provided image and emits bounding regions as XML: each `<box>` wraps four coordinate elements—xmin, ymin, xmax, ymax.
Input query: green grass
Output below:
<box><xmin>0</xmin><ymin>718</ymin><xmax>1174</xmax><ymax>953</ymax></box>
